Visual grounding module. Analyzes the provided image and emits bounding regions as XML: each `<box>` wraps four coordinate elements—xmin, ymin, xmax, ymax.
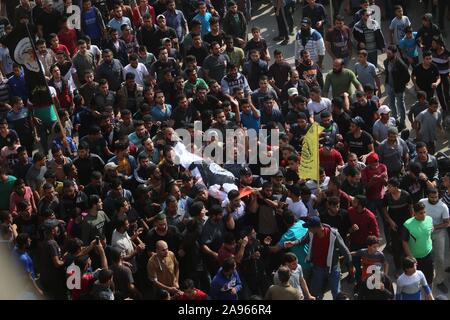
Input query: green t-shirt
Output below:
<box><xmin>323</xmin><ymin>69</ymin><xmax>361</xmax><ymax>98</ymax></box>
<box><xmin>183</xmin><ymin>78</ymin><xmax>209</xmax><ymax>97</ymax></box>
<box><xmin>403</xmin><ymin>216</ymin><xmax>433</xmax><ymax>259</ymax></box>
<box><xmin>33</xmin><ymin>104</ymin><xmax>58</xmax><ymax>125</ymax></box>
<box><xmin>0</xmin><ymin>175</ymin><xmax>17</xmax><ymax>210</ymax></box>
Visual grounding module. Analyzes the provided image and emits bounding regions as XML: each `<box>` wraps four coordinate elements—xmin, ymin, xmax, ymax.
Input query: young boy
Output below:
<box><xmin>389</xmin><ymin>5</ymin><xmax>411</xmax><ymax>45</ymax></box>
<box><xmin>396</xmin><ymin>256</ymin><xmax>434</xmax><ymax>300</ymax></box>
<box><xmin>193</xmin><ymin>2</ymin><xmax>213</xmax><ymax>37</ymax></box>
<box><xmin>273</xmin><ymin>252</ymin><xmax>315</xmax><ymax>300</ymax></box>
<box><xmin>398</xmin><ymin>26</ymin><xmax>419</xmax><ymax>67</ymax></box>
<box><xmin>408</xmin><ymin>91</ymin><xmax>429</xmax><ymax>124</ymax></box>
<box><xmin>351</xmin><ymin>236</ymin><xmax>388</xmax><ymax>284</ymax></box>
<box><xmin>245</xmin><ymin>27</ymin><xmax>270</xmax><ymax>62</ymax></box>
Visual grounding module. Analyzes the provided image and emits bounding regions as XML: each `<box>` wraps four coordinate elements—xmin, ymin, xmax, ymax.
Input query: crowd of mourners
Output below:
<box><xmin>0</xmin><ymin>0</ymin><xmax>449</xmax><ymax>300</ymax></box>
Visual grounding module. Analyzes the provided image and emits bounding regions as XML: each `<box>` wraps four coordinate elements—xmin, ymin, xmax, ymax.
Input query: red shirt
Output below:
<box><xmin>311</xmin><ymin>226</ymin><xmax>331</xmax><ymax>268</ymax></box>
<box><xmin>361</xmin><ymin>164</ymin><xmax>387</xmax><ymax>200</ymax></box>
<box><xmin>319</xmin><ymin>148</ymin><xmax>344</xmax><ymax>177</ymax></box>
<box><xmin>178</xmin><ymin>289</ymin><xmax>208</xmax><ymax>300</ymax></box>
<box><xmin>51</xmin><ymin>43</ymin><xmax>71</xmax><ymax>60</ymax></box>
<box><xmin>218</xmin><ymin>245</ymin><xmax>235</xmax><ymax>266</ymax></box>
<box><xmin>347</xmin><ymin>207</ymin><xmax>380</xmax><ymax>247</ymax></box>
<box><xmin>57</xmin><ymin>29</ymin><xmax>78</xmax><ymax>57</ymax></box>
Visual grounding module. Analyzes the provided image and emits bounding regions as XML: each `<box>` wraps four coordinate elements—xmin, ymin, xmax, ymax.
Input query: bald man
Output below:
<box><xmin>147</xmin><ymin>240</ymin><xmax>182</xmax><ymax>297</ymax></box>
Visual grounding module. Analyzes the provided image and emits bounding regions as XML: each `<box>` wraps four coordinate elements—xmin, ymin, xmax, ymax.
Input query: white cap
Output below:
<box><xmin>288</xmin><ymin>88</ymin><xmax>298</xmax><ymax>97</ymax></box>
<box><xmin>104</xmin><ymin>162</ymin><xmax>119</xmax><ymax>170</ymax></box>
<box><xmin>378</xmin><ymin>105</ymin><xmax>391</xmax><ymax>114</ymax></box>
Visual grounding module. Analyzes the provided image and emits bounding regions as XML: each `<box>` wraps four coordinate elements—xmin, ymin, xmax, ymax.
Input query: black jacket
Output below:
<box><xmin>383</xmin><ymin>57</ymin><xmax>410</xmax><ymax>93</ymax></box>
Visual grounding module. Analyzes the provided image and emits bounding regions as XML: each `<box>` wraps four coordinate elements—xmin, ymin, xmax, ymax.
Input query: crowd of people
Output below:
<box><xmin>0</xmin><ymin>0</ymin><xmax>449</xmax><ymax>300</ymax></box>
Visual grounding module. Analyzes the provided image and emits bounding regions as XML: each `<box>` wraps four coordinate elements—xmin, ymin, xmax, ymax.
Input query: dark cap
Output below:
<box><xmin>275</xmin><ymin>169</ymin><xmax>284</xmax><ymax>177</ymax></box>
<box><xmin>44</xmin><ymin>170</ymin><xmax>56</xmax><ymax>179</ymax></box>
<box><xmin>350</xmin><ymin>116</ymin><xmax>365</xmax><ymax>128</ymax></box>
<box><xmin>302</xmin><ymin>216</ymin><xmax>322</xmax><ymax>228</ymax></box>
<box><xmin>239</xmin><ymin>166</ymin><xmax>252</xmax><ymax>177</ymax></box>
<box><xmin>301</xmin><ymin>17</ymin><xmax>312</xmax><ymax>26</ymax></box>
<box><xmin>135</xmin><ymin>184</ymin><xmax>151</xmax><ymax>194</ymax></box>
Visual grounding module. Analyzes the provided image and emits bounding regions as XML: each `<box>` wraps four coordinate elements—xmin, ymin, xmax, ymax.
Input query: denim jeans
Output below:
<box><xmin>386</xmin><ymin>85</ymin><xmax>406</xmax><ymax>127</ymax></box>
<box><xmin>431</xmin><ymin>229</ymin><xmax>447</xmax><ymax>284</ymax></box>
<box><xmin>310</xmin><ymin>265</ymin><xmax>341</xmax><ymax>300</ymax></box>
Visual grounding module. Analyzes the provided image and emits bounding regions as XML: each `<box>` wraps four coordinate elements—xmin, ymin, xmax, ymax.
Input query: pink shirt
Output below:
<box><xmin>361</xmin><ymin>164</ymin><xmax>388</xmax><ymax>200</ymax></box>
<box><xmin>9</xmin><ymin>186</ymin><xmax>34</xmax><ymax>217</ymax></box>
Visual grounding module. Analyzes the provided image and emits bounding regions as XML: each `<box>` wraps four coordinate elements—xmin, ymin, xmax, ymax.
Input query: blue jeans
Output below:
<box><xmin>386</xmin><ymin>85</ymin><xmax>406</xmax><ymax>127</ymax></box>
<box><xmin>311</xmin><ymin>265</ymin><xmax>341</xmax><ymax>300</ymax></box>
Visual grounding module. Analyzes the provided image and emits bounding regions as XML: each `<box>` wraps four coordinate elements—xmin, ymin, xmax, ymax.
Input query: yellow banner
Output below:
<box><xmin>298</xmin><ymin>123</ymin><xmax>324</xmax><ymax>181</ymax></box>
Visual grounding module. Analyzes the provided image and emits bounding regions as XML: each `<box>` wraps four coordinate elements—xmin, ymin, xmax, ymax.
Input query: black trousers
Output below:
<box><xmin>416</xmin><ymin>252</ymin><xmax>435</xmax><ymax>286</ymax></box>
<box><xmin>436</xmin><ymin>74</ymin><xmax>449</xmax><ymax>114</ymax></box>
<box><xmin>275</xmin><ymin>7</ymin><xmax>289</xmax><ymax>38</ymax></box>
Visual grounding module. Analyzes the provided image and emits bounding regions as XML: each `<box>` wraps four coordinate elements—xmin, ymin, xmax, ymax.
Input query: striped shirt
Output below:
<box><xmin>432</xmin><ymin>48</ymin><xmax>450</xmax><ymax>75</ymax></box>
<box><xmin>443</xmin><ymin>190</ymin><xmax>450</xmax><ymax>210</ymax></box>
<box><xmin>294</xmin><ymin>28</ymin><xmax>325</xmax><ymax>63</ymax></box>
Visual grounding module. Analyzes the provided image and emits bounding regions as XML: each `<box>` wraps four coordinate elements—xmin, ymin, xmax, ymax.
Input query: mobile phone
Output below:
<box><xmin>95</xmin><ymin>236</ymin><xmax>100</xmax><ymax>244</ymax></box>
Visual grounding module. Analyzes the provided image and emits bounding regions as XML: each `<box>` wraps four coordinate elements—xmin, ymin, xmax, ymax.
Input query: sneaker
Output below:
<box><xmin>437</xmin><ymin>282</ymin><xmax>449</xmax><ymax>294</ymax></box>
<box><xmin>280</xmin><ymin>39</ymin><xmax>289</xmax><ymax>46</ymax></box>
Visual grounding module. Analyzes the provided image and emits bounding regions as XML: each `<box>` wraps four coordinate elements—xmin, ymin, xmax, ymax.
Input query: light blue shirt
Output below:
<box><xmin>108</xmin><ymin>17</ymin><xmax>132</xmax><ymax>37</ymax></box>
<box><xmin>193</xmin><ymin>12</ymin><xmax>212</xmax><ymax>37</ymax></box>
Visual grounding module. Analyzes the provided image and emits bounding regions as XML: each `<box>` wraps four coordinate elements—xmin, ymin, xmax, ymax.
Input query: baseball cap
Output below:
<box><xmin>350</xmin><ymin>116</ymin><xmax>365</xmax><ymax>128</ymax></box>
<box><xmin>239</xmin><ymin>166</ymin><xmax>252</xmax><ymax>177</ymax></box>
<box><xmin>136</xmin><ymin>184</ymin><xmax>151</xmax><ymax>194</ymax></box>
<box><xmin>302</xmin><ymin>216</ymin><xmax>322</xmax><ymax>228</ymax></box>
<box><xmin>104</xmin><ymin>162</ymin><xmax>119</xmax><ymax>170</ymax></box>
<box><xmin>157</xmin><ymin>14</ymin><xmax>166</xmax><ymax>20</ymax></box>
<box><xmin>301</xmin><ymin>17</ymin><xmax>312</xmax><ymax>26</ymax></box>
<box><xmin>378</xmin><ymin>105</ymin><xmax>391</xmax><ymax>114</ymax></box>
<box><xmin>275</xmin><ymin>169</ymin><xmax>284</xmax><ymax>178</ymax></box>
<box><xmin>366</xmin><ymin>152</ymin><xmax>379</xmax><ymax>164</ymax></box>
<box><xmin>288</xmin><ymin>88</ymin><xmax>298</xmax><ymax>97</ymax></box>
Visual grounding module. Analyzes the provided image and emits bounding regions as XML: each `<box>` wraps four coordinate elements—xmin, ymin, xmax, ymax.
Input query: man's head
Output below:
<box><xmin>332</xmin><ymin>59</ymin><xmax>344</xmax><ymax>73</ymax></box>
<box><xmin>386</xmin><ymin>45</ymin><xmax>398</xmax><ymax>60</ymax></box>
<box><xmin>427</xmin><ymin>188</ymin><xmax>440</xmax><ymax>205</ymax></box>
<box><xmin>413</xmin><ymin>202</ymin><xmax>427</xmax><ymax>221</ymax></box>
<box><xmin>352</xmin><ymin>195</ymin><xmax>367</xmax><ymax>211</ymax></box>
<box><xmin>277</xmin><ymin>266</ymin><xmax>291</xmax><ymax>284</ymax></box>
<box><xmin>302</xmin><ymin>216</ymin><xmax>323</xmax><ymax>235</ymax></box>
<box><xmin>301</xmin><ymin>17</ymin><xmax>312</xmax><ymax>32</ymax></box>
<box><xmin>334</xmin><ymin>15</ymin><xmax>345</xmax><ymax>30</ymax></box>
<box><xmin>416</xmin><ymin>142</ymin><xmax>429</xmax><ymax>162</ymax></box>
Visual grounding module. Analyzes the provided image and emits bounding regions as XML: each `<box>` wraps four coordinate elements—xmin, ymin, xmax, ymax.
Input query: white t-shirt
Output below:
<box><xmin>286</xmin><ymin>197</ymin><xmax>308</xmax><ymax>220</ymax></box>
<box><xmin>306</xmin><ymin>177</ymin><xmax>330</xmax><ymax>196</ymax></box>
<box><xmin>222</xmin><ymin>199</ymin><xmax>246</xmax><ymax>221</ymax></box>
<box><xmin>307</xmin><ymin>98</ymin><xmax>332</xmax><ymax>122</ymax></box>
<box><xmin>124</xmin><ymin>63</ymin><xmax>149</xmax><ymax>86</ymax></box>
<box><xmin>111</xmin><ymin>229</ymin><xmax>135</xmax><ymax>257</ymax></box>
<box><xmin>419</xmin><ymin>198</ymin><xmax>449</xmax><ymax>227</ymax></box>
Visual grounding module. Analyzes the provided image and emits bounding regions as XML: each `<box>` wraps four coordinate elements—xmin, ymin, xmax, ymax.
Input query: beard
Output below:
<box><xmin>333</xmin><ymin>68</ymin><xmax>342</xmax><ymax>74</ymax></box>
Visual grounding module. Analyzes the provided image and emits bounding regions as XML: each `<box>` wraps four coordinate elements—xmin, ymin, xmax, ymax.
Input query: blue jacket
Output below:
<box><xmin>210</xmin><ymin>268</ymin><xmax>242</xmax><ymax>300</ymax></box>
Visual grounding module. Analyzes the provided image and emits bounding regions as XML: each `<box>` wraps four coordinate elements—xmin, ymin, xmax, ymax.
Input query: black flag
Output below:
<box><xmin>4</xmin><ymin>23</ymin><xmax>52</xmax><ymax>106</ymax></box>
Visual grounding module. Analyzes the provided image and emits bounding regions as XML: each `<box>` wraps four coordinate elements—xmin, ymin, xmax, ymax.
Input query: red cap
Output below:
<box><xmin>366</xmin><ymin>152</ymin><xmax>379</xmax><ymax>164</ymax></box>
